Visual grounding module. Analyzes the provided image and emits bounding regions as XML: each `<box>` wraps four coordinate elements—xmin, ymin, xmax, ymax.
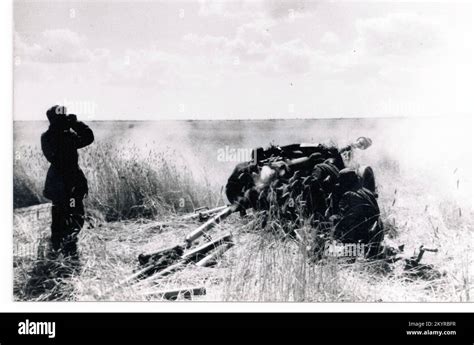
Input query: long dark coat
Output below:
<box><xmin>41</xmin><ymin>121</ymin><xmax>94</xmax><ymax>204</ymax></box>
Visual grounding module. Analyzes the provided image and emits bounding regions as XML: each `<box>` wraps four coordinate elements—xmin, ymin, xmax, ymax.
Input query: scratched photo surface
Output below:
<box><xmin>13</xmin><ymin>0</ymin><xmax>472</xmax><ymax>301</ymax></box>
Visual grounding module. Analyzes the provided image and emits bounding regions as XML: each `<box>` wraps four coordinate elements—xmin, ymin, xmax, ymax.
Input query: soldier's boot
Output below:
<box><xmin>62</xmin><ymin>233</ymin><xmax>79</xmax><ymax>268</ymax></box>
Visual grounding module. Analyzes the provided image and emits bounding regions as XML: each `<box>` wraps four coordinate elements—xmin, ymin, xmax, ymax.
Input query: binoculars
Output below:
<box><xmin>57</xmin><ymin>114</ymin><xmax>77</xmax><ymax>128</ymax></box>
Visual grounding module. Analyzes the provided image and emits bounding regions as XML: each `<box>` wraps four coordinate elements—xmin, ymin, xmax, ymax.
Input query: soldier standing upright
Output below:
<box><xmin>41</xmin><ymin>105</ymin><xmax>94</xmax><ymax>258</ymax></box>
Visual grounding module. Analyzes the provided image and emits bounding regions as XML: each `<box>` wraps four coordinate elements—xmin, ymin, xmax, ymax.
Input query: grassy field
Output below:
<box><xmin>13</xmin><ymin>117</ymin><xmax>473</xmax><ymax>301</ymax></box>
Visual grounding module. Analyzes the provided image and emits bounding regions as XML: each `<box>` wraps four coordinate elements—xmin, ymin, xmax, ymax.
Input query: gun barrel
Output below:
<box><xmin>339</xmin><ymin>137</ymin><xmax>373</xmax><ymax>154</ymax></box>
<box><xmin>185</xmin><ymin>205</ymin><xmax>237</xmax><ymax>245</ymax></box>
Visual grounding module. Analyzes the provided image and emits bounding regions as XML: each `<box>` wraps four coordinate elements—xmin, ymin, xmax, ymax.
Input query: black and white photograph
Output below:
<box><xmin>12</xmin><ymin>0</ymin><xmax>472</xmax><ymax>302</ymax></box>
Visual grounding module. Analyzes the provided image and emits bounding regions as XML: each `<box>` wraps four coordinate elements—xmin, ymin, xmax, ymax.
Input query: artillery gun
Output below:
<box><xmin>122</xmin><ymin>136</ymin><xmax>440</xmax><ymax>297</ymax></box>
<box><xmin>225</xmin><ymin>136</ymin><xmax>375</xmax><ymax>215</ymax></box>
<box><xmin>128</xmin><ymin>137</ymin><xmax>375</xmax><ymax>288</ymax></box>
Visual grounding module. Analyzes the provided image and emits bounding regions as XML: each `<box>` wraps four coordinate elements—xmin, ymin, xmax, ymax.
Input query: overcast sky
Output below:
<box><xmin>14</xmin><ymin>0</ymin><xmax>473</xmax><ymax>120</ymax></box>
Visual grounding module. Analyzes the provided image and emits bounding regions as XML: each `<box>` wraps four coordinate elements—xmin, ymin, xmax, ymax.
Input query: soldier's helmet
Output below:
<box><xmin>46</xmin><ymin>105</ymin><xmax>67</xmax><ymax>124</ymax></box>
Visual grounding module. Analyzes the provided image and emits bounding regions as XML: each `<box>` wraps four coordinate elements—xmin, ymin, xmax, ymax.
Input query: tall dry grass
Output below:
<box><xmin>219</xmin><ymin>161</ymin><xmax>473</xmax><ymax>302</ymax></box>
<box><xmin>14</xmin><ymin>145</ymin><xmax>49</xmax><ymax>208</ymax></box>
<box><xmin>14</xmin><ymin>143</ymin><xmax>220</xmax><ymax>221</ymax></box>
<box><xmin>13</xmin><ymin>141</ymin><xmax>473</xmax><ymax>302</ymax></box>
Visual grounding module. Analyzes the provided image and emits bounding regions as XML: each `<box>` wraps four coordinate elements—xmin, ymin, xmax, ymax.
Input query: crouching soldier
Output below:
<box><xmin>225</xmin><ymin>161</ymin><xmax>259</xmax><ymax>215</ymax></box>
<box><xmin>329</xmin><ymin>169</ymin><xmax>384</xmax><ymax>258</ymax></box>
<box><xmin>41</xmin><ymin>105</ymin><xmax>94</xmax><ymax>257</ymax></box>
